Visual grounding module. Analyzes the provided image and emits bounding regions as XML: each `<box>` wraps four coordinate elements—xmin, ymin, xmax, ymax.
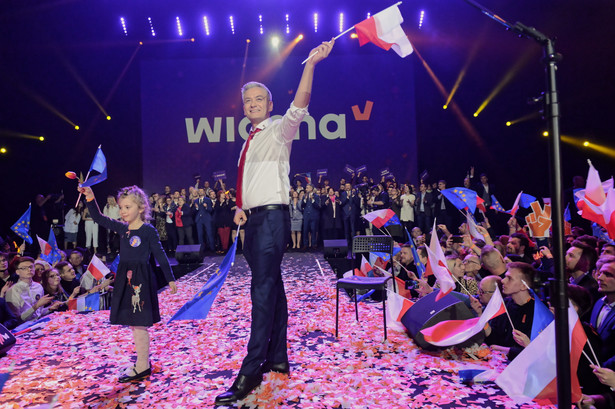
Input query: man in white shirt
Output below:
<box><xmin>5</xmin><ymin>256</ymin><xmax>61</xmax><ymax>322</ymax></box>
<box><xmin>216</xmin><ymin>40</ymin><xmax>334</xmax><ymax>405</ymax></box>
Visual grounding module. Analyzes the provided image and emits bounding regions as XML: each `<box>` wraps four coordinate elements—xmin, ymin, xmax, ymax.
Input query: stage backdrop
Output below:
<box><xmin>141</xmin><ymin>53</ymin><xmax>417</xmax><ymax>193</ymax></box>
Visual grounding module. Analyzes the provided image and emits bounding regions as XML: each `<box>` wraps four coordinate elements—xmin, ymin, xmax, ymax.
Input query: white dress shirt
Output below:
<box><xmin>239</xmin><ymin>102</ymin><xmax>308</xmax><ymax>210</ymax></box>
<box><xmin>5</xmin><ymin>280</ymin><xmax>49</xmax><ymax>321</ymax></box>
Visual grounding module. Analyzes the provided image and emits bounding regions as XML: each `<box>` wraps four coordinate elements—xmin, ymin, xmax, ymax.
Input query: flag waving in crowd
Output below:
<box><xmin>80</xmin><ymin>145</ymin><xmax>107</xmax><ymax>188</ymax></box>
<box><xmin>11</xmin><ymin>204</ymin><xmax>33</xmax><ymax>244</ymax></box>
<box><xmin>575</xmin><ymin>160</ymin><xmax>615</xmax><ymax>239</ymax></box>
<box><xmin>425</xmin><ymin>221</ymin><xmax>455</xmax><ymax>301</ymax></box>
<box><xmin>354</xmin><ymin>3</ymin><xmax>413</xmax><ymax>57</ymax></box>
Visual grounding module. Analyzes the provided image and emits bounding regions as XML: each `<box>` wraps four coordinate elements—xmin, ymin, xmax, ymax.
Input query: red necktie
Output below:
<box><xmin>236</xmin><ymin>128</ymin><xmax>261</xmax><ymax>209</ymax></box>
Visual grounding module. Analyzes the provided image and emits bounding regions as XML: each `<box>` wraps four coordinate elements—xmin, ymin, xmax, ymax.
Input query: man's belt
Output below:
<box><xmin>246</xmin><ymin>204</ymin><xmax>289</xmax><ymax>216</ymax></box>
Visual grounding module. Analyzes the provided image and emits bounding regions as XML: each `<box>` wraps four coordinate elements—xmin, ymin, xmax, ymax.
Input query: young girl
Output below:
<box><xmin>78</xmin><ymin>185</ymin><xmax>177</xmax><ymax>383</ymax></box>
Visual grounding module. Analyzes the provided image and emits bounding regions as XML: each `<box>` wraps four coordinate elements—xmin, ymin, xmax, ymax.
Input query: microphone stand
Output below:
<box><xmin>462</xmin><ymin>1</ymin><xmax>569</xmax><ymax>407</ymax></box>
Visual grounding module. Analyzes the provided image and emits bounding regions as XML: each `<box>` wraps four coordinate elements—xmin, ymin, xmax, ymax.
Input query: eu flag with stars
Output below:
<box><xmin>80</xmin><ymin>145</ymin><xmax>107</xmax><ymax>187</ymax></box>
<box><xmin>169</xmin><ymin>238</ymin><xmax>238</xmax><ymax>322</ymax></box>
<box><xmin>490</xmin><ymin>195</ymin><xmax>507</xmax><ymax>213</ymax></box>
<box><xmin>442</xmin><ymin>188</ymin><xmax>477</xmax><ymax>214</ymax></box>
<box><xmin>10</xmin><ymin>204</ymin><xmax>33</xmax><ymax>244</ymax></box>
<box><xmin>46</xmin><ymin>227</ymin><xmax>62</xmax><ymax>265</ymax></box>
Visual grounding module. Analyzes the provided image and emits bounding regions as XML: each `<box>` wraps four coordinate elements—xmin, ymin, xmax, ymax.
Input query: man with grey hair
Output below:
<box><xmin>215</xmin><ymin>39</ymin><xmax>335</xmax><ymax>405</ymax></box>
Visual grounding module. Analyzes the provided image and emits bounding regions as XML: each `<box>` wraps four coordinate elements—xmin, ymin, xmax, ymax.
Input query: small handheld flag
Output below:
<box><xmin>87</xmin><ymin>255</ymin><xmax>110</xmax><ymax>281</ymax></box>
<box><xmin>11</xmin><ymin>204</ymin><xmax>33</xmax><ymax>244</ymax></box>
<box><xmin>80</xmin><ymin>145</ymin><xmax>107</xmax><ymax>188</ymax></box>
<box><xmin>441</xmin><ymin>188</ymin><xmax>478</xmax><ymax>214</ymax></box>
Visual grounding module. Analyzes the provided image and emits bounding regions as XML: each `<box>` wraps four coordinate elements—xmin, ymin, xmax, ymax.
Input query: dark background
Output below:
<box><xmin>1</xmin><ymin>0</ymin><xmax>614</xmax><ymax>235</ymax></box>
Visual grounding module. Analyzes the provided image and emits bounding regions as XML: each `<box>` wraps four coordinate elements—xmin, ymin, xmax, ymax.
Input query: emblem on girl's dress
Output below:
<box><xmin>129</xmin><ymin>236</ymin><xmax>142</xmax><ymax>247</ymax></box>
<box><xmin>132</xmin><ymin>284</ymin><xmax>143</xmax><ymax>313</ymax></box>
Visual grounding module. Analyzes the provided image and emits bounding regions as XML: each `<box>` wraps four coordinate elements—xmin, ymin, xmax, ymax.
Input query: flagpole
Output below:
<box><xmin>301</xmin><ymin>1</ymin><xmax>404</xmax><ymax>65</ymax></box>
<box><xmin>501</xmin><ymin>299</ymin><xmax>516</xmax><ymax>331</ymax></box>
<box><xmin>581</xmin><ymin>350</ymin><xmax>598</xmax><ymax>367</ymax></box>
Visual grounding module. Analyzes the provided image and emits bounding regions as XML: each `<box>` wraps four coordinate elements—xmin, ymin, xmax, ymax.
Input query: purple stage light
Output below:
<box><xmin>259</xmin><ymin>14</ymin><xmax>263</xmax><ymax>35</ymax></box>
<box><xmin>147</xmin><ymin>17</ymin><xmax>156</xmax><ymax>37</ymax></box>
<box><xmin>419</xmin><ymin>10</ymin><xmax>425</xmax><ymax>29</ymax></box>
<box><xmin>229</xmin><ymin>15</ymin><xmax>235</xmax><ymax>35</ymax></box>
<box><xmin>339</xmin><ymin>12</ymin><xmax>344</xmax><ymax>33</ymax></box>
<box><xmin>176</xmin><ymin>17</ymin><xmax>183</xmax><ymax>37</ymax></box>
<box><xmin>120</xmin><ymin>17</ymin><xmax>128</xmax><ymax>36</ymax></box>
<box><xmin>314</xmin><ymin>13</ymin><xmax>318</xmax><ymax>33</ymax></box>
<box><xmin>203</xmin><ymin>16</ymin><xmax>210</xmax><ymax>36</ymax></box>
<box><xmin>286</xmin><ymin>14</ymin><xmax>290</xmax><ymax>34</ymax></box>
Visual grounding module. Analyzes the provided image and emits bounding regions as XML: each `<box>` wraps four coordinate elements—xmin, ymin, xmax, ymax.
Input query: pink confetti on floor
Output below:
<box><xmin>0</xmin><ymin>253</ymin><xmax>554</xmax><ymax>408</ymax></box>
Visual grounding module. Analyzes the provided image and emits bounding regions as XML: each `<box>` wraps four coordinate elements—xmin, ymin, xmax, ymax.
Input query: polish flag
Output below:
<box><xmin>496</xmin><ymin>304</ymin><xmax>586</xmax><ymax>405</ymax></box>
<box><xmin>362</xmin><ymin>209</ymin><xmax>396</xmax><ymax>229</ymax></box>
<box><xmin>354</xmin><ymin>4</ymin><xmax>413</xmax><ymax>58</ymax></box>
<box><xmin>421</xmin><ymin>286</ymin><xmax>505</xmax><ymax>347</ymax></box>
<box><xmin>508</xmin><ymin>191</ymin><xmax>523</xmax><ymax>216</ymax></box>
<box><xmin>36</xmin><ymin>236</ymin><xmax>53</xmax><ymax>256</ymax></box>
<box><xmin>476</xmin><ymin>196</ymin><xmax>486</xmax><ymax>213</ymax></box>
<box><xmin>386</xmin><ymin>290</ymin><xmax>415</xmax><ymax>331</ymax></box>
<box><xmin>87</xmin><ymin>255</ymin><xmax>109</xmax><ymax>281</ymax></box>
<box><xmin>602</xmin><ymin>187</ymin><xmax>615</xmax><ymax>239</ymax></box>
<box><xmin>360</xmin><ymin>255</ymin><xmax>372</xmax><ymax>276</ymax></box>
<box><xmin>426</xmin><ymin>220</ymin><xmax>455</xmax><ymax>301</ymax></box>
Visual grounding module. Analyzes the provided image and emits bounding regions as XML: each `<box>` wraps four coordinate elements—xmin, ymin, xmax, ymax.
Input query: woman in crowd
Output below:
<box><xmin>64</xmin><ymin>202</ymin><xmax>82</xmax><ymax>250</ymax></box>
<box><xmin>82</xmin><ymin>203</ymin><xmax>99</xmax><ymax>254</ymax></box>
<box><xmin>175</xmin><ymin>196</ymin><xmax>194</xmax><ymax>246</ymax></box>
<box><xmin>41</xmin><ymin>268</ymin><xmax>78</xmax><ymax>311</ymax></box>
<box><xmin>152</xmin><ymin>196</ymin><xmax>168</xmax><ymax>251</ymax></box>
<box><xmin>103</xmin><ymin>195</ymin><xmax>121</xmax><ymax>254</ymax></box>
<box><xmin>400</xmin><ymin>184</ymin><xmax>416</xmax><ymax>234</ymax></box>
<box><xmin>322</xmin><ymin>187</ymin><xmax>343</xmax><ymax>240</ymax></box>
<box><xmin>289</xmin><ymin>190</ymin><xmax>304</xmax><ymax>249</ymax></box>
<box><xmin>163</xmin><ymin>196</ymin><xmax>178</xmax><ymax>254</ymax></box>
<box><xmin>214</xmin><ymin>190</ymin><xmax>233</xmax><ymax>254</ymax></box>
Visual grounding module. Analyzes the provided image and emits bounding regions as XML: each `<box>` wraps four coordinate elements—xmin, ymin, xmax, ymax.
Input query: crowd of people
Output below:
<box><xmin>3</xmin><ymin>167</ymin><xmax>615</xmax><ymax>405</ymax></box>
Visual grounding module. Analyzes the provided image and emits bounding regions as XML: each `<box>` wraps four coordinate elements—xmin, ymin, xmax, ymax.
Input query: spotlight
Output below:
<box><xmin>419</xmin><ymin>10</ymin><xmax>425</xmax><ymax>29</ymax></box>
<box><xmin>350</xmin><ymin>33</ymin><xmax>358</xmax><ymax>39</ymax></box>
<box><xmin>543</xmin><ymin>131</ymin><xmax>549</xmax><ymax>137</ymax></box>
<box><xmin>139</xmin><ymin>41</ymin><xmax>143</xmax><ymax>45</ymax></box>
<box><xmin>0</xmin><ymin>147</ymin><xmax>6</xmax><ymax>154</ymax></box>
<box><xmin>473</xmin><ymin>112</ymin><xmax>478</xmax><ymax>117</ymax></box>
<box><xmin>443</xmin><ymin>105</ymin><xmax>448</xmax><ymax>110</ymax></box>
<box><xmin>271</xmin><ymin>36</ymin><xmax>280</xmax><ymax>48</ymax></box>
<box><xmin>506</xmin><ymin>121</ymin><xmax>511</xmax><ymax>126</ymax></box>
<box><xmin>286</xmin><ymin>14</ymin><xmax>290</xmax><ymax>34</ymax></box>
<box><xmin>39</xmin><ymin>136</ymin><xmax>45</xmax><ymax>141</ymax></box>
<box><xmin>259</xmin><ymin>14</ymin><xmax>263</xmax><ymax>35</ymax></box>
<box><xmin>190</xmin><ymin>38</ymin><xmax>195</xmax><ymax>42</ymax></box>
<box><xmin>203</xmin><ymin>16</ymin><xmax>210</xmax><ymax>36</ymax></box>
<box><xmin>293</xmin><ymin>34</ymin><xmax>303</xmax><ymax>43</ymax></box>
<box><xmin>314</xmin><ymin>13</ymin><xmax>318</xmax><ymax>33</ymax></box>
<box><xmin>246</xmin><ymin>38</ymin><xmax>251</xmax><ymax>43</ymax></box>
<box><xmin>584</xmin><ymin>141</ymin><xmax>590</xmax><ymax>147</ymax></box>
<box><xmin>106</xmin><ymin>115</ymin><xmax>111</xmax><ymax>120</ymax></box>
<box><xmin>147</xmin><ymin>17</ymin><xmax>156</xmax><ymax>37</ymax></box>
<box><xmin>339</xmin><ymin>13</ymin><xmax>344</xmax><ymax>33</ymax></box>
<box><xmin>176</xmin><ymin>17</ymin><xmax>183</xmax><ymax>37</ymax></box>
<box><xmin>75</xmin><ymin>125</ymin><xmax>80</xmax><ymax>130</ymax></box>
<box><xmin>120</xmin><ymin>17</ymin><xmax>128</xmax><ymax>36</ymax></box>
<box><xmin>229</xmin><ymin>16</ymin><xmax>235</xmax><ymax>35</ymax></box>
<box><xmin>367</xmin><ymin>12</ymin><xmax>371</xmax><ymax>19</ymax></box>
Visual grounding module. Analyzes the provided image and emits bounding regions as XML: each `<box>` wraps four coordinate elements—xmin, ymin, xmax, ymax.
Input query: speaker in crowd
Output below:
<box><xmin>175</xmin><ymin>244</ymin><xmax>202</xmax><ymax>264</ymax></box>
<box><xmin>0</xmin><ymin>323</ymin><xmax>16</xmax><ymax>356</ymax></box>
<box><xmin>323</xmin><ymin>239</ymin><xmax>348</xmax><ymax>259</ymax></box>
<box><xmin>400</xmin><ymin>290</ymin><xmax>484</xmax><ymax>350</ymax></box>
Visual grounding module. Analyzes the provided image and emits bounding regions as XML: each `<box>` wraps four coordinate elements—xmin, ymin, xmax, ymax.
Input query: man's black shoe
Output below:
<box><xmin>214</xmin><ymin>373</ymin><xmax>263</xmax><ymax>405</ymax></box>
<box><xmin>260</xmin><ymin>361</ymin><xmax>290</xmax><ymax>374</ymax></box>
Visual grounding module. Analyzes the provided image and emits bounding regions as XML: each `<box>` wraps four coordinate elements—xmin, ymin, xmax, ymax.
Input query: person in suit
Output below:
<box><xmin>435</xmin><ymin>180</ymin><xmax>456</xmax><ymax>232</ymax></box>
<box><xmin>414</xmin><ymin>183</ymin><xmax>435</xmax><ymax>234</ymax></box>
<box><xmin>475</xmin><ymin>173</ymin><xmax>494</xmax><ymax>210</ymax></box>
<box><xmin>301</xmin><ymin>184</ymin><xmax>320</xmax><ymax>249</ymax></box>
<box><xmin>340</xmin><ymin>183</ymin><xmax>361</xmax><ymax>249</ymax></box>
<box><xmin>590</xmin><ymin>256</ymin><xmax>615</xmax><ymax>370</ymax></box>
<box><xmin>192</xmin><ymin>188</ymin><xmax>215</xmax><ymax>253</ymax></box>
<box><xmin>215</xmin><ymin>39</ymin><xmax>334</xmax><ymax>405</ymax></box>
<box><xmin>322</xmin><ymin>187</ymin><xmax>343</xmax><ymax>240</ymax></box>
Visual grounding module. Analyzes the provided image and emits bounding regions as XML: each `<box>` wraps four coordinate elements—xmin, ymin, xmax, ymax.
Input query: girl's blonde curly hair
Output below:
<box><xmin>117</xmin><ymin>185</ymin><xmax>151</xmax><ymax>222</ymax></box>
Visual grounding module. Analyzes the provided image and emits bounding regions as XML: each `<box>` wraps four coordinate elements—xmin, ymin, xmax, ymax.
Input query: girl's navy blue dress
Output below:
<box><xmin>87</xmin><ymin>200</ymin><xmax>175</xmax><ymax>326</ymax></box>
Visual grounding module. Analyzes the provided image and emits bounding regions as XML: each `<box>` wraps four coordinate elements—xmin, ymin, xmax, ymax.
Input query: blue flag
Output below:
<box><xmin>109</xmin><ymin>255</ymin><xmax>120</xmax><ymax>275</ymax></box>
<box><xmin>80</xmin><ymin>146</ymin><xmax>107</xmax><ymax>187</ymax></box>
<box><xmin>519</xmin><ymin>193</ymin><xmax>537</xmax><ymax>208</ymax></box>
<box><xmin>46</xmin><ymin>227</ymin><xmax>62</xmax><ymax>265</ymax></box>
<box><xmin>169</xmin><ymin>239</ymin><xmax>238</xmax><ymax>322</ymax></box>
<box><xmin>83</xmin><ymin>292</ymin><xmax>100</xmax><ymax>311</ymax></box>
<box><xmin>10</xmin><ymin>204</ymin><xmax>33</xmax><ymax>244</ymax></box>
<box><xmin>383</xmin><ymin>213</ymin><xmax>401</xmax><ymax>227</ymax></box>
<box><xmin>442</xmin><ymin>187</ymin><xmax>477</xmax><ymax>214</ymax></box>
<box><xmin>564</xmin><ymin>203</ymin><xmax>571</xmax><ymax>222</ymax></box>
<box><xmin>405</xmin><ymin>227</ymin><xmax>424</xmax><ymax>279</ymax></box>
<box><xmin>490</xmin><ymin>195</ymin><xmax>508</xmax><ymax>213</ymax></box>
<box><xmin>530</xmin><ymin>289</ymin><xmax>554</xmax><ymax>340</ymax></box>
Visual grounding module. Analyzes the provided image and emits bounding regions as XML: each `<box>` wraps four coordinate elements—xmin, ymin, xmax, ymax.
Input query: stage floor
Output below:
<box><xmin>0</xmin><ymin>252</ymin><xmax>551</xmax><ymax>408</ymax></box>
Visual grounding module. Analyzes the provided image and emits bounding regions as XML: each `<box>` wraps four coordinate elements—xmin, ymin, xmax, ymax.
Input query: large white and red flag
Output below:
<box><xmin>420</xmin><ymin>286</ymin><xmax>505</xmax><ymax>347</ymax></box>
<box><xmin>426</xmin><ymin>220</ymin><xmax>455</xmax><ymax>301</ymax></box>
<box><xmin>386</xmin><ymin>290</ymin><xmax>415</xmax><ymax>332</ymax></box>
<box><xmin>354</xmin><ymin>3</ymin><xmax>413</xmax><ymax>58</ymax></box>
<box><xmin>87</xmin><ymin>255</ymin><xmax>110</xmax><ymax>281</ymax></box>
<box><xmin>575</xmin><ymin>160</ymin><xmax>615</xmax><ymax>238</ymax></box>
<box><xmin>495</xmin><ymin>304</ymin><xmax>586</xmax><ymax>405</ymax></box>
